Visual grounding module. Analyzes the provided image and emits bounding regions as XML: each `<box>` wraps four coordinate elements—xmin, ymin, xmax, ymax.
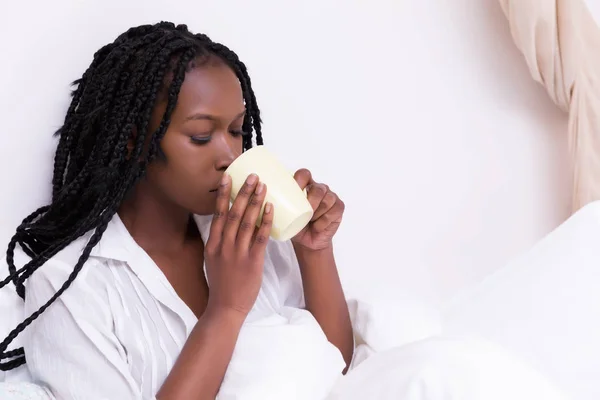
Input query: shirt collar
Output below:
<box><xmin>89</xmin><ymin>213</ymin><xmax>214</xmax><ymax>263</ymax></box>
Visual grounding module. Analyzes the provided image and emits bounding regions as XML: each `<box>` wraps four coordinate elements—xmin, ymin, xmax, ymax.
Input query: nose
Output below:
<box><xmin>214</xmin><ymin>135</ymin><xmax>240</xmax><ymax>171</ymax></box>
<box><xmin>215</xmin><ymin>150</ymin><xmax>235</xmax><ymax>172</ymax></box>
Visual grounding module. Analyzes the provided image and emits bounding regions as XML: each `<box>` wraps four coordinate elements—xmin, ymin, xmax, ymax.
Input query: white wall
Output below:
<box><xmin>586</xmin><ymin>0</ymin><xmax>600</xmax><ymax>25</ymax></box>
<box><xmin>0</xmin><ymin>0</ymin><xmax>571</xmax><ymax>306</ymax></box>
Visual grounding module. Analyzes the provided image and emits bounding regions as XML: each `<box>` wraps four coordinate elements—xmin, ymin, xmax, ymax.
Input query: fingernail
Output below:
<box><xmin>247</xmin><ymin>174</ymin><xmax>258</xmax><ymax>185</ymax></box>
<box><xmin>221</xmin><ymin>174</ymin><xmax>229</xmax><ymax>185</ymax></box>
<box><xmin>264</xmin><ymin>202</ymin><xmax>272</xmax><ymax>214</ymax></box>
<box><xmin>256</xmin><ymin>182</ymin><xmax>265</xmax><ymax>194</ymax></box>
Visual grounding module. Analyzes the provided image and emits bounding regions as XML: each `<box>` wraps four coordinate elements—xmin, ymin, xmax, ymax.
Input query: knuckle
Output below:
<box><xmin>227</xmin><ymin>211</ymin><xmax>241</xmax><ymax>222</ymax></box>
<box><xmin>324</xmin><ymin>192</ymin><xmax>337</xmax><ymax>206</ymax></box>
<box><xmin>255</xmin><ymin>234</ymin><xmax>268</xmax><ymax>244</ymax></box>
<box><xmin>249</xmin><ymin>196</ymin><xmax>262</xmax><ymax>207</ymax></box>
<box><xmin>213</xmin><ymin>210</ymin><xmax>225</xmax><ymax>219</ymax></box>
<box><xmin>311</xmin><ymin>184</ymin><xmax>326</xmax><ymax>196</ymax></box>
<box><xmin>238</xmin><ymin>185</ymin><xmax>251</xmax><ymax>197</ymax></box>
<box><xmin>240</xmin><ymin>221</ymin><xmax>254</xmax><ymax>231</ymax></box>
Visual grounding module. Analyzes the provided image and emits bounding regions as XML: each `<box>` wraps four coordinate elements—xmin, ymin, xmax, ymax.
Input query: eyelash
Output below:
<box><xmin>190</xmin><ymin>130</ymin><xmax>247</xmax><ymax>144</ymax></box>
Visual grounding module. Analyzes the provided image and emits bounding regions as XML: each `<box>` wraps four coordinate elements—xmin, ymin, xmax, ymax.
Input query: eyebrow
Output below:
<box><xmin>185</xmin><ymin>110</ymin><xmax>246</xmax><ymax>122</ymax></box>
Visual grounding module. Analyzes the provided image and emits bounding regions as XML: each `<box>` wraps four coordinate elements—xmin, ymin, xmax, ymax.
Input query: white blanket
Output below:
<box><xmin>0</xmin><ymin>307</ymin><xmax>570</xmax><ymax>400</ymax></box>
<box><xmin>216</xmin><ymin>307</ymin><xmax>345</xmax><ymax>400</ymax></box>
<box><xmin>328</xmin><ymin>336</ymin><xmax>569</xmax><ymax>400</ymax></box>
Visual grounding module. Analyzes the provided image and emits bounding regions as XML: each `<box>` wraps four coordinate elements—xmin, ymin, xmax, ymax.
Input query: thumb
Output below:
<box><xmin>293</xmin><ymin>168</ymin><xmax>313</xmax><ymax>190</ymax></box>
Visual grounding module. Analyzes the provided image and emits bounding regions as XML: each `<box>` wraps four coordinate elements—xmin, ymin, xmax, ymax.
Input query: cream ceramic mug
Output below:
<box><xmin>225</xmin><ymin>145</ymin><xmax>314</xmax><ymax>241</ymax></box>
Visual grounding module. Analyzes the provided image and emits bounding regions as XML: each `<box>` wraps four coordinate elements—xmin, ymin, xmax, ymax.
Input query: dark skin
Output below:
<box><xmin>118</xmin><ymin>56</ymin><xmax>353</xmax><ymax>399</ymax></box>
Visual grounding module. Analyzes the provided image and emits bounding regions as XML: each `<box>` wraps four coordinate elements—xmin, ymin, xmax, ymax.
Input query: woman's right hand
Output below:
<box><xmin>204</xmin><ymin>172</ymin><xmax>273</xmax><ymax>318</ymax></box>
<box><xmin>157</xmin><ymin>173</ymin><xmax>272</xmax><ymax>399</ymax></box>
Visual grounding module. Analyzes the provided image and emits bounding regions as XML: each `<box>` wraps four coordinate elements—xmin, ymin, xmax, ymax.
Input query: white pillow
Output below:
<box><xmin>442</xmin><ymin>201</ymin><xmax>600</xmax><ymax>400</ymax></box>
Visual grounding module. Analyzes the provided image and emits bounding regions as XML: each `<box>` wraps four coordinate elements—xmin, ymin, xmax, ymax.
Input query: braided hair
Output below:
<box><xmin>0</xmin><ymin>21</ymin><xmax>263</xmax><ymax>371</ymax></box>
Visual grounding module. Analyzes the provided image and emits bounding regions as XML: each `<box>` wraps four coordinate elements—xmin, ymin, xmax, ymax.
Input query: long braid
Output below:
<box><xmin>5</xmin><ymin>206</ymin><xmax>51</xmax><ymax>298</ymax></box>
<box><xmin>51</xmin><ymin>42</ymin><xmax>121</xmax><ymax>199</ymax></box>
<box><xmin>0</xmin><ymin>21</ymin><xmax>263</xmax><ymax>371</ymax></box>
<box><xmin>204</xmin><ymin>41</ymin><xmax>263</xmax><ymax>148</ymax></box>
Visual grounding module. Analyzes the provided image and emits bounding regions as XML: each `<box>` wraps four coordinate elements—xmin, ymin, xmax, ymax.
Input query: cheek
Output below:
<box><xmin>148</xmin><ymin>159</ymin><xmax>211</xmax><ymax>212</ymax></box>
<box><xmin>151</xmin><ymin>138</ymin><xmax>211</xmax><ymax>194</ymax></box>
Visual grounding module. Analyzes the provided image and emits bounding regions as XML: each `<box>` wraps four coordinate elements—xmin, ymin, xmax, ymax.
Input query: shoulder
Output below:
<box><xmin>19</xmin><ymin>231</ymin><xmax>114</xmax><ymax>308</ymax></box>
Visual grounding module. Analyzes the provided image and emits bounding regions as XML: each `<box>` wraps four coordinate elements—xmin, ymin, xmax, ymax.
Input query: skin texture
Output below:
<box><xmin>118</xmin><ymin>56</ymin><xmax>353</xmax><ymax>399</ymax></box>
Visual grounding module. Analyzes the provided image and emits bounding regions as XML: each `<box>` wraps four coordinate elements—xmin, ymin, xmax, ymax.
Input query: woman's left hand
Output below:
<box><xmin>291</xmin><ymin>169</ymin><xmax>345</xmax><ymax>251</ymax></box>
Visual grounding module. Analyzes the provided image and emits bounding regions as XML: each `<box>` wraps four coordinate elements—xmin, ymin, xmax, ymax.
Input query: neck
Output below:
<box><xmin>118</xmin><ymin>181</ymin><xmax>193</xmax><ymax>254</ymax></box>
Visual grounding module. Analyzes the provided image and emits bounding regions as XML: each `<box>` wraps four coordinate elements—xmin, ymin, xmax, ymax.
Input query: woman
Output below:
<box><xmin>0</xmin><ymin>22</ymin><xmax>353</xmax><ymax>399</ymax></box>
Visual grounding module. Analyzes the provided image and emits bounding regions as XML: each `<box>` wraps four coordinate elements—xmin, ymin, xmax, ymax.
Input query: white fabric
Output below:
<box><xmin>1</xmin><ymin>214</ymin><xmax>345</xmax><ymax>399</ymax></box>
<box><xmin>347</xmin><ymin>294</ymin><xmax>442</xmax><ymax>369</ymax></box>
<box><xmin>442</xmin><ymin>200</ymin><xmax>600</xmax><ymax>400</ymax></box>
<box><xmin>0</xmin><ymin>336</ymin><xmax>569</xmax><ymax>400</ymax></box>
<box><xmin>0</xmin><ymin>251</ymin><xmax>32</xmax><ymax>384</ymax></box>
<box><xmin>328</xmin><ymin>337</ymin><xmax>569</xmax><ymax>400</ymax></box>
<box><xmin>498</xmin><ymin>0</ymin><xmax>600</xmax><ymax>212</ymax></box>
<box><xmin>2</xmin><ymin>208</ymin><xmax>586</xmax><ymax>399</ymax></box>
<box><xmin>0</xmin><ymin>382</ymin><xmax>53</xmax><ymax>400</ymax></box>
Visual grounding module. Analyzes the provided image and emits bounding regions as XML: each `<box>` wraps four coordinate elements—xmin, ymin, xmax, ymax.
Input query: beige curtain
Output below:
<box><xmin>498</xmin><ymin>0</ymin><xmax>600</xmax><ymax>212</ymax></box>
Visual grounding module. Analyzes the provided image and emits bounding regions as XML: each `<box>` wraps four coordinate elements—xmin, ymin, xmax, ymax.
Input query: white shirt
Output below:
<box><xmin>2</xmin><ymin>214</ymin><xmax>345</xmax><ymax>399</ymax></box>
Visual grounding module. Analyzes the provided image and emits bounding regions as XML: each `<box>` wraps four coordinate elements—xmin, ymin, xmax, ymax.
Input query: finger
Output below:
<box><xmin>293</xmin><ymin>168</ymin><xmax>313</xmax><ymax>190</ymax></box>
<box><xmin>207</xmin><ymin>173</ymin><xmax>231</xmax><ymax>248</ymax></box>
<box><xmin>311</xmin><ymin>200</ymin><xmax>344</xmax><ymax>233</ymax></box>
<box><xmin>312</xmin><ymin>190</ymin><xmax>338</xmax><ymax>221</ymax></box>
<box><xmin>306</xmin><ymin>183</ymin><xmax>328</xmax><ymax>213</ymax></box>
<box><xmin>223</xmin><ymin>173</ymin><xmax>259</xmax><ymax>245</ymax></box>
<box><xmin>311</xmin><ymin>215</ymin><xmax>342</xmax><ymax>235</ymax></box>
<box><xmin>237</xmin><ymin>181</ymin><xmax>267</xmax><ymax>249</ymax></box>
<box><xmin>250</xmin><ymin>202</ymin><xmax>274</xmax><ymax>258</ymax></box>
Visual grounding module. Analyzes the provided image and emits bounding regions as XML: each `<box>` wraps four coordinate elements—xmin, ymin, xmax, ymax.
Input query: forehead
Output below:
<box><xmin>175</xmin><ymin>60</ymin><xmax>244</xmax><ymax>113</ymax></box>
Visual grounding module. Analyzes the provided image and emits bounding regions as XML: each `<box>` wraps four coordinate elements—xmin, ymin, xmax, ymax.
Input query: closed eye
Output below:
<box><xmin>230</xmin><ymin>130</ymin><xmax>248</xmax><ymax>137</ymax></box>
<box><xmin>190</xmin><ymin>129</ymin><xmax>248</xmax><ymax>145</ymax></box>
<box><xmin>190</xmin><ymin>135</ymin><xmax>211</xmax><ymax>144</ymax></box>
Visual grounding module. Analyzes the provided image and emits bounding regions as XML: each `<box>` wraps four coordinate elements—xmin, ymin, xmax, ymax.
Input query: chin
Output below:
<box><xmin>188</xmin><ymin>198</ymin><xmax>218</xmax><ymax>216</ymax></box>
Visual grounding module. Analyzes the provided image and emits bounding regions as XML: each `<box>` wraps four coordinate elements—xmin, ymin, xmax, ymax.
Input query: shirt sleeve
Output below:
<box><xmin>23</xmin><ymin>258</ymin><xmax>151</xmax><ymax>400</ymax></box>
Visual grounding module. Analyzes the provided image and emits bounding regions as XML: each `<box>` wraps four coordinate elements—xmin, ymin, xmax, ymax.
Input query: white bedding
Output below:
<box><xmin>7</xmin><ymin>199</ymin><xmax>600</xmax><ymax>399</ymax></box>
<box><xmin>328</xmin><ymin>336</ymin><xmax>568</xmax><ymax>400</ymax></box>
<box><xmin>0</xmin><ymin>336</ymin><xmax>568</xmax><ymax>400</ymax></box>
<box><xmin>442</xmin><ymin>201</ymin><xmax>600</xmax><ymax>400</ymax></box>
<box><xmin>0</xmin><ymin>302</ymin><xmax>570</xmax><ymax>400</ymax></box>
